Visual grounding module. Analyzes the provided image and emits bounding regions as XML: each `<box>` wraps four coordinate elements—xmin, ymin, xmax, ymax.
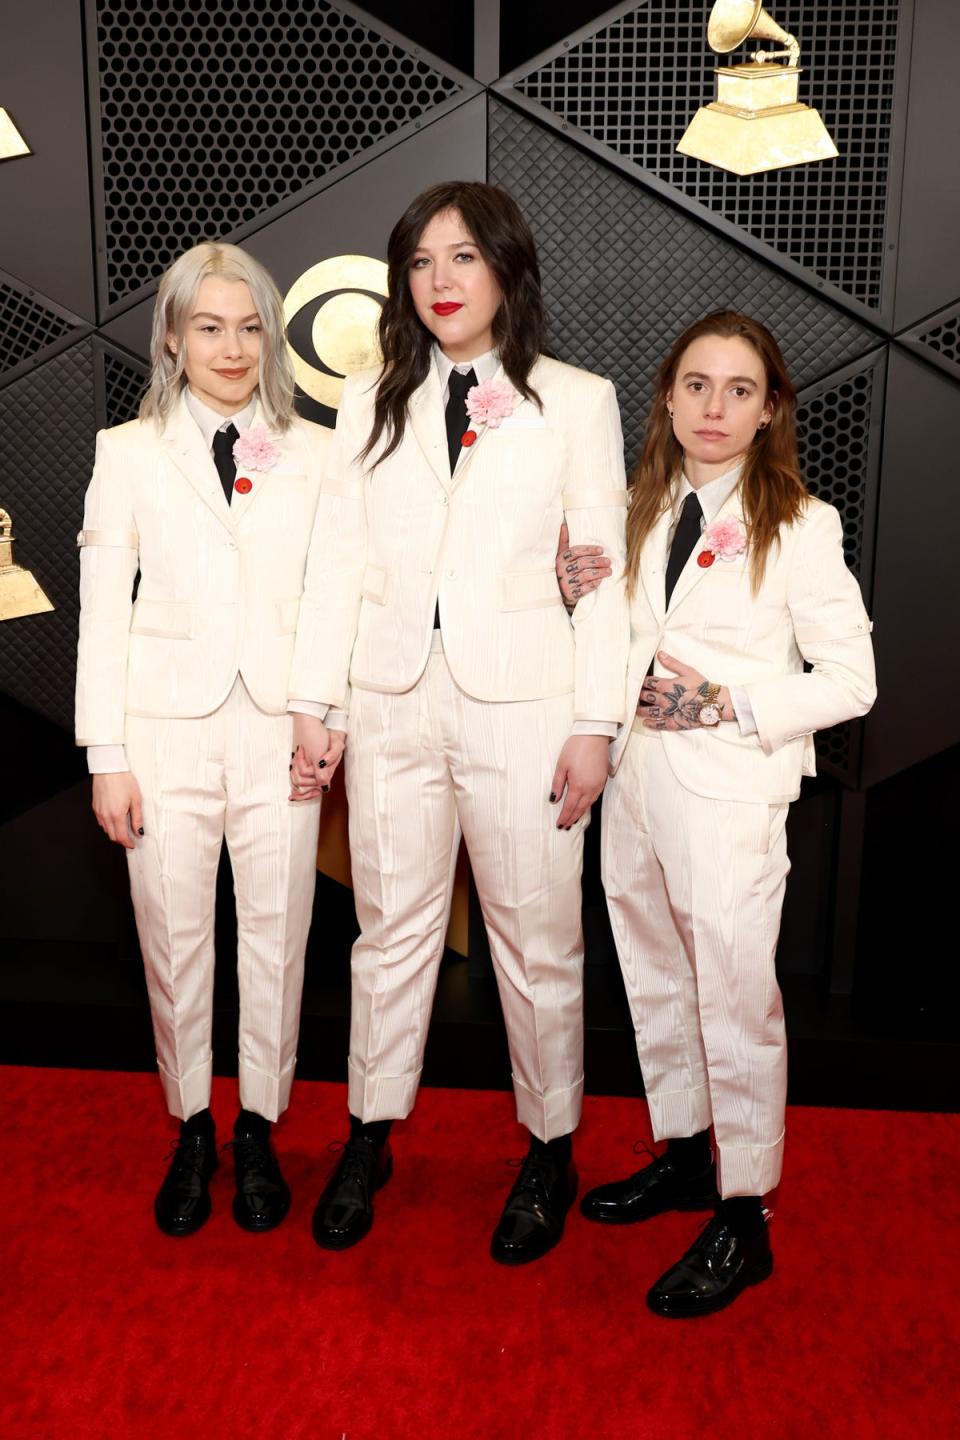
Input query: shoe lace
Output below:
<box><xmin>164</xmin><ymin>1133</ymin><xmax>210</xmax><ymax>1183</ymax></box>
<box><xmin>507</xmin><ymin>1152</ymin><xmax>557</xmax><ymax>1205</ymax></box>
<box><xmin>632</xmin><ymin>1139</ymin><xmax>659</xmax><ymax>1163</ymax></box>
<box><xmin>328</xmin><ymin>1137</ymin><xmax>376</xmax><ymax>1194</ymax></box>
<box><xmin>223</xmin><ymin>1134</ymin><xmax>270</xmax><ymax>1176</ymax></box>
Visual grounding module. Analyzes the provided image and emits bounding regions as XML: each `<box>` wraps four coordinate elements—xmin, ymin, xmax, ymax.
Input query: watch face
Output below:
<box><xmin>698</xmin><ymin>703</ymin><xmax>722</xmax><ymax>727</ymax></box>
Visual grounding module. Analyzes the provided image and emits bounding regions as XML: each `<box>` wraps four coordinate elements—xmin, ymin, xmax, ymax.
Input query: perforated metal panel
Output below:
<box><xmin>489</xmin><ymin>99</ymin><xmax>877</xmax><ymax>467</ymax></box>
<box><xmin>92</xmin><ymin>0</ymin><xmax>464</xmax><ymax>307</ymax></box>
<box><xmin>102</xmin><ymin>350</ymin><xmax>148</xmax><ymax>430</ymax></box>
<box><xmin>509</xmin><ymin>1</ymin><xmax>903</xmax><ymax>315</ymax></box>
<box><xmin>797</xmin><ymin>350</ymin><xmax>885</xmax><ymax>784</ymax></box>
<box><xmin>900</xmin><ymin>300</ymin><xmax>960</xmax><ymax>383</ymax></box>
<box><xmin>0</xmin><ymin>273</ymin><xmax>83</xmax><ymax>382</ymax></box>
<box><xmin>0</xmin><ymin>341</ymin><xmax>98</xmax><ymax>732</ymax></box>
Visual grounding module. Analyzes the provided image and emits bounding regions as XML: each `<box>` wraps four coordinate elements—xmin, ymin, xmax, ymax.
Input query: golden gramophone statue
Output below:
<box><xmin>0</xmin><ymin>509</ymin><xmax>54</xmax><ymax>620</ymax></box>
<box><xmin>677</xmin><ymin>0</ymin><xmax>839</xmax><ymax>175</ymax></box>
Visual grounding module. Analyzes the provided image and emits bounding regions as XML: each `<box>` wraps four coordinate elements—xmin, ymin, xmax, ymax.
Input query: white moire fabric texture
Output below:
<box><xmin>603</xmin><ymin>483</ymin><xmax>876</xmax><ymax>1195</ymax></box>
<box><xmin>76</xmin><ymin>393</ymin><xmax>331</xmax><ymax>1118</ymax></box>
<box><xmin>292</xmin><ymin>353</ymin><xmax>631</xmax><ymax>1140</ymax></box>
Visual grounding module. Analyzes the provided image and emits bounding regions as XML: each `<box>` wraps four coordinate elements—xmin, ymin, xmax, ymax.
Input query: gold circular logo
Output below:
<box><xmin>283</xmin><ymin>255</ymin><xmax>389</xmax><ymax>410</ymax></box>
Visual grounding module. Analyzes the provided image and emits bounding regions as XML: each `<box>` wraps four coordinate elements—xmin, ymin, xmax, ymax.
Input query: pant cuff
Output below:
<box><xmin>646</xmin><ymin>1080</ymin><xmax>713</xmax><ymax>1142</ymax></box>
<box><xmin>347</xmin><ymin>1056</ymin><xmax>420</xmax><ymax>1123</ymax></box>
<box><xmin>717</xmin><ymin>1130</ymin><xmax>785</xmax><ymax>1198</ymax></box>
<box><xmin>238</xmin><ymin>1058</ymin><xmax>297</xmax><ymax>1123</ymax></box>
<box><xmin>512</xmin><ymin>1072</ymin><xmax>584</xmax><ymax>1143</ymax></box>
<box><xmin>158</xmin><ymin>1057</ymin><xmax>213</xmax><ymax>1122</ymax></box>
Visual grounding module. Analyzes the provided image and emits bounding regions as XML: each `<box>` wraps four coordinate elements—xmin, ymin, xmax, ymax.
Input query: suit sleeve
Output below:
<box><xmin>288</xmin><ymin>377</ymin><xmax>368</xmax><ymax>708</ymax></box>
<box><xmin>561</xmin><ymin>378</ymin><xmax>630</xmax><ymax>724</ymax></box>
<box><xmin>743</xmin><ymin>503</ymin><xmax>877</xmax><ymax>754</ymax></box>
<box><xmin>75</xmin><ymin>428</ymin><xmax>140</xmax><ymax>746</ymax></box>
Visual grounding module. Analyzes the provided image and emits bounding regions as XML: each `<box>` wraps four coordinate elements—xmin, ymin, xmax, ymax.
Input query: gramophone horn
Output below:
<box><xmin>707</xmin><ymin>0</ymin><xmax>800</xmax><ymax>64</ymax></box>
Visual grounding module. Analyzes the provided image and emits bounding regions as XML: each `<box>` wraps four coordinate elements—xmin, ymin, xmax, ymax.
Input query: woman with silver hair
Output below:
<box><xmin>76</xmin><ymin>241</ymin><xmax>338</xmax><ymax>1236</ymax></box>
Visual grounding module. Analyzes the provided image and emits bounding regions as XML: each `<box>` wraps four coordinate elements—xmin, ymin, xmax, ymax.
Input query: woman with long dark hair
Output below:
<box><xmin>289</xmin><ymin>181</ymin><xmax>630</xmax><ymax>1263</ymax></box>
<box><xmin>562</xmin><ymin>311</ymin><xmax>876</xmax><ymax>1315</ymax></box>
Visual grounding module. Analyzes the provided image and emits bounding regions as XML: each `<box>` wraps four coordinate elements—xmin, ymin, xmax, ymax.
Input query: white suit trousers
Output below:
<box><xmin>601</xmin><ymin>725</ymin><xmax>790</xmax><ymax>1197</ymax></box>
<box><xmin>345</xmin><ymin>635</ymin><xmax>586</xmax><ymax>1142</ymax></box>
<box><xmin>125</xmin><ymin>678</ymin><xmax>321</xmax><ymax>1122</ymax></box>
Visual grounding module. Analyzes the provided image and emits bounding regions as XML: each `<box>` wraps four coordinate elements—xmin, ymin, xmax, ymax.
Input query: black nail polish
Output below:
<box><xmin>288</xmin><ymin>764</ymin><xmax>292</xmax><ymax>771</ymax></box>
<box><xmin>318</xmin><ymin>759</ymin><xmax>326</xmax><ymax>768</ymax></box>
<box><xmin>549</xmin><ymin>791</ymin><xmax>556</xmax><ymax>803</ymax></box>
<box><xmin>138</xmin><ymin>828</ymin><xmax>145</xmax><ymax>836</ymax></box>
<box><xmin>321</xmin><ymin>784</ymin><xmax>329</xmax><ymax>793</ymax></box>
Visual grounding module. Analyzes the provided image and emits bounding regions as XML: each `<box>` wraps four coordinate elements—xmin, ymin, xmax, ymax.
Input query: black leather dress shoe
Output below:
<box><xmin>228</xmin><ymin>1124</ymin><xmax>291</xmax><ymax>1233</ymax></box>
<box><xmin>155</xmin><ymin>1128</ymin><xmax>218</xmax><ymax>1237</ymax></box>
<box><xmin>490</xmin><ymin>1151</ymin><xmax>578</xmax><ymax>1266</ymax></box>
<box><xmin>580</xmin><ymin>1151</ymin><xmax>718</xmax><ymax>1225</ymax></box>
<box><xmin>312</xmin><ymin>1136</ymin><xmax>392</xmax><ymax>1250</ymax></box>
<box><xmin>647</xmin><ymin>1215</ymin><xmax>773</xmax><ymax>1318</ymax></box>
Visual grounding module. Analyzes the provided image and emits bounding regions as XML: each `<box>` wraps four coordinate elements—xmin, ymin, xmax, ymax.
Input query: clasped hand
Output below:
<box><xmin>289</xmin><ymin>714</ymin><xmax>346</xmax><ymax>800</ymax></box>
<box><xmin>639</xmin><ymin>652</ymin><xmax>733</xmax><ymax>731</ymax></box>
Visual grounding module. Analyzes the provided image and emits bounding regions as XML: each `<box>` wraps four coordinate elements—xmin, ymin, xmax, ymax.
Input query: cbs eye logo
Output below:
<box><xmin>284</xmin><ymin>255</ymin><xmax>389</xmax><ymax>411</ymax></box>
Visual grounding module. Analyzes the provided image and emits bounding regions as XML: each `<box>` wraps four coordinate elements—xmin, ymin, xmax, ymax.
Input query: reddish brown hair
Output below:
<box><xmin>625</xmin><ymin>311</ymin><xmax>808</xmax><ymax>595</ymax></box>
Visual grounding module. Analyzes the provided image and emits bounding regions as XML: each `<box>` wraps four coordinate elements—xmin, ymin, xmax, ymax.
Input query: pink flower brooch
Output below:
<box><xmin>698</xmin><ymin>516</ymin><xmax>747</xmax><ymax>569</ymax></box>
<box><xmin>461</xmin><ymin>379</ymin><xmax>516</xmax><ymax>447</ymax></box>
<box><xmin>232</xmin><ymin>425</ymin><xmax>280</xmax><ymax>491</ymax></box>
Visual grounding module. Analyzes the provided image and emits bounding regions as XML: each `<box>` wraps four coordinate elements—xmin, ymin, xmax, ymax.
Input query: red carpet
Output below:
<box><xmin>4</xmin><ymin>1066</ymin><xmax>957</xmax><ymax>1440</ymax></box>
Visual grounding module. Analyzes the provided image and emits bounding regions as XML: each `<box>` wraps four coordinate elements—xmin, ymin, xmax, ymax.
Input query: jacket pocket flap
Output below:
<box><xmin>130</xmin><ymin>600</ymin><xmax>194</xmax><ymax>639</ymax></box>
<box><xmin>499</xmin><ymin>569</ymin><xmax>563</xmax><ymax>612</ymax></box>
<box><xmin>361</xmin><ymin>563</ymin><xmax>389</xmax><ymax>604</ymax></box>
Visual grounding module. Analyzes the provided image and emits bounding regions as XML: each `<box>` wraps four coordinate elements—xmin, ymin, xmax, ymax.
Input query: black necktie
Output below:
<box><xmin>435</xmin><ymin>368</ymin><xmax>478</xmax><ymax>629</ymax></box>
<box><xmin>212</xmin><ymin>423</ymin><xmax>239</xmax><ymax>505</ymax></box>
<box><xmin>445</xmin><ymin>367</ymin><xmax>477</xmax><ymax>476</ymax></box>
<box><xmin>664</xmin><ymin>491</ymin><xmax>703</xmax><ymax>606</ymax></box>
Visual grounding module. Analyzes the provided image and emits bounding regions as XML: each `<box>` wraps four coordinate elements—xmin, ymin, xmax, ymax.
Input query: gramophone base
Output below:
<box><xmin>677</xmin><ymin>102</ymin><xmax>839</xmax><ymax>175</ymax></box>
<box><xmin>0</xmin><ymin>565</ymin><xmax>55</xmax><ymax>622</ymax></box>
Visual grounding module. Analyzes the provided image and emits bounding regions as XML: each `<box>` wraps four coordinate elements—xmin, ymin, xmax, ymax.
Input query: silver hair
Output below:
<box><xmin>139</xmin><ymin>241</ymin><xmax>297</xmax><ymax>430</ymax></box>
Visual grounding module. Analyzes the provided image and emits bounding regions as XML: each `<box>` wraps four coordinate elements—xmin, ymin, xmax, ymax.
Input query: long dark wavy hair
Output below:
<box><xmin>361</xmin><ymin>181</ymin><xmax>548</xmax><ymax>465</ymax></box>
<box><xmin>626</xmin><ymin>311</ymin><xmax>808</xmax><ymax>596</ymax></box>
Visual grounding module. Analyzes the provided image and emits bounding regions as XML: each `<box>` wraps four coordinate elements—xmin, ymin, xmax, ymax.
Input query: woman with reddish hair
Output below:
<box><xmin>563</xmin><ymin>312</ymin><xmax>876</xmax><ymax>1316</ymax></box>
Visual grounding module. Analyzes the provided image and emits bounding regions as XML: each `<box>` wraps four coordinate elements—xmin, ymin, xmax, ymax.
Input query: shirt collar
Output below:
<box><xmin>433</xmin><ymin>345</ymin><xmax>500</xmax><ymax>393</ymax></box>
<box><xmin>184</xmin><ymin>388</ymin><xmax>258</xmax><ymax>451</ymax></box>
<box><xmin>678</xmin><ymin>460</ymin><xmax>744</xmax><ymax>524</ymax></box>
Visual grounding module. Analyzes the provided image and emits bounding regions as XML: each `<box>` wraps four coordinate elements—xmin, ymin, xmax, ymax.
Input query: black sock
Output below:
<box><xmin>529</xmin><ymin>1132</ymin><xmax>572</xmax><ymax>1164</ymax></box>
<box><xmin>719</xmin><ymin>1195</ymin><xmax>765</xmax><ymax>1239</ymax></box>
<box><xmin>349</xmin><ymin>1114</ymin><xmax>392</xmax><ymax>1147</ymax></box>
<box><xmin>181</xmin><ymin>1107</ymin><xmax>214</xmax><ymax>1138</ymax></box>
<box><xmin>234</xmin><ymin>1108</ymin><xmax>271</xmax><ymax>1140</ymax></box>
<box><xmin>665</xmin><ymin>1130</ymin><xmax>711</xmax><ymax>1174</ymax></box>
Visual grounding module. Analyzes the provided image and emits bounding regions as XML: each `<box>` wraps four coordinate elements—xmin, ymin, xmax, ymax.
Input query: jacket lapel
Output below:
<box><xmin>230</xmin><ymin>402</ymin><xmax>288</xmax><ymax>525</ymax></box>
<box><xmin>640</xmin><ymin>502</ymin><xmax>674</xmax><ymax>623</ymax></box>
<box><xmin>665</xmin><ymin>486</ymin><xmax>745</xmax><ymax>617</ymax></box>
<box><xmin>449</xmin><ymin>360</ymin><xmax>508</xmax><ymax>494</ymax></box>
<box><xmin>161</xmin><ymin>392</ymin><xmax>234</xmax><ymax>532</ymax></box>
<box><xmin>408</xmin><ymin>359</ymin><xmax>452</xmax><ymax>491</ymax></box>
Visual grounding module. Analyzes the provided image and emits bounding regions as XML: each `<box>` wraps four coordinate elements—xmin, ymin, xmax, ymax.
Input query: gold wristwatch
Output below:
<box><xmin>696</xmin><ymin>683</ymin><xmax>722</xmax><ymax>728</ymax></box>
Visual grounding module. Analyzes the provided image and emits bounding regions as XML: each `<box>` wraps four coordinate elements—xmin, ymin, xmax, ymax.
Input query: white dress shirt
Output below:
<box><xmin>86</xmin><ymin>390</ymin><xmax>258</xmax><ymax>774</ymax></box>
<box><xmin>670</xmin><ymin>463</ymin><xmax>756</xmax><ymax>735</ymax></box>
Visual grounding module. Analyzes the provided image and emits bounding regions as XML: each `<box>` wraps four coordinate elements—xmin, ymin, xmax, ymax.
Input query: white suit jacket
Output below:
<box><xmin>76</xmin><ymin>392</ymin><xmax>330</xmax><ymax>744</ymax></box>
<box><xmin>290</xmin><ymin>354</ymin><xmax>630</xmax><ymax>721</ymax></box>
<box><xmin>610</xmin><ymin>491</ymin><xmax>877</xmax><ymax>803</ymax></box>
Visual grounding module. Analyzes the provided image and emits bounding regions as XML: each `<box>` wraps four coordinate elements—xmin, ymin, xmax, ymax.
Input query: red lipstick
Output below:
<box><xmin>431</xmin><ymin>302</ymin><xmax>463</xmax><ymax>316</ymax></box>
